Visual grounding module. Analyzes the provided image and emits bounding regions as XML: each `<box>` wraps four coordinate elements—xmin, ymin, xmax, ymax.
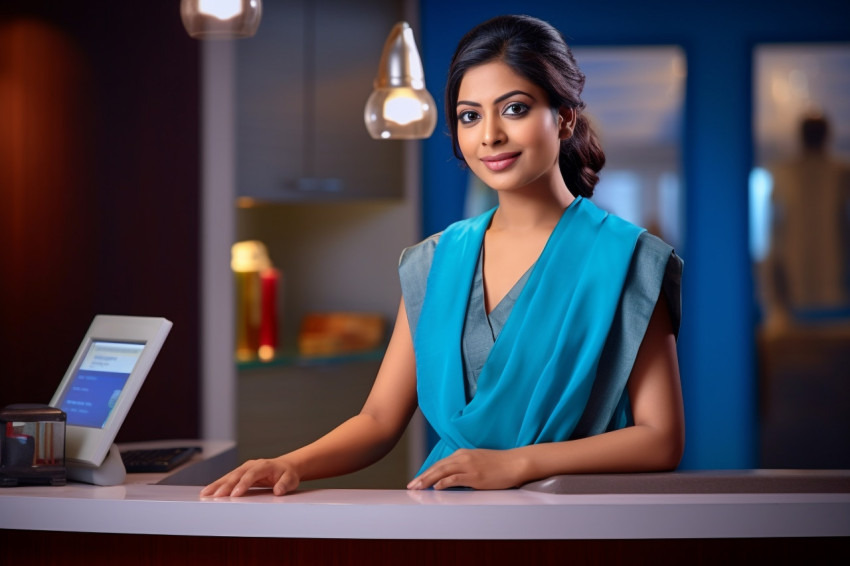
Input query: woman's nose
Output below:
<box><xmin>482</xmin><ymin>117</ymin><xmax>505</xmax><ymax>146</ymax></box>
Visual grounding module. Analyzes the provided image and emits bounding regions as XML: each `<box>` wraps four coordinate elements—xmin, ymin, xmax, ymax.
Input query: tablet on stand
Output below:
<box><xmin>49</xmin><ymin>315</ymin><xmax>172</xmax><ymax>486</ymax></box>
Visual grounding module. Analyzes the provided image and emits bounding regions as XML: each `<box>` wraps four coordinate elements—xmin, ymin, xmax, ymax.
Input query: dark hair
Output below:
<box><xmin>445</xmin><ymin>14</ymin><xmax>605</xmax><ymax>198</ymax></box>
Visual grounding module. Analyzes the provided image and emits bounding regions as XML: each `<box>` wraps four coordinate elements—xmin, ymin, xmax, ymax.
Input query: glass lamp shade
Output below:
<box><xmin>181</xmin><ymin>0</ymin><xmax>262</xmax><ymax>40</ymax></box>
<box><xmin>364</xmin><ymin>22</ymin><xmax>437</xmax><ymax>140</ymax></box>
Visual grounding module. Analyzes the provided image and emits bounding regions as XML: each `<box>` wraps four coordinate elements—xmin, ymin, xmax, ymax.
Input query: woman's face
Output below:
<box><xmin>455</xmin><ymin>60</ymin><xmax>573</xmax><ymax>194</ymax></box>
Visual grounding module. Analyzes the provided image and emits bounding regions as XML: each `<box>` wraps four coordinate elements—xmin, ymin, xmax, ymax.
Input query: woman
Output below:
<box><xmin>202</xmin><ymin>14</ymin><xmax>684</xmax><ymax>497</ymax></box>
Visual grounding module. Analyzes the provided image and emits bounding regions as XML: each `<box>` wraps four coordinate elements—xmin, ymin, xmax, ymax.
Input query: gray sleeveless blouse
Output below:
<box><xmin>399</xmin><ymin>230</ymin><xmax>682</xmax><ymax>409</ymax></box>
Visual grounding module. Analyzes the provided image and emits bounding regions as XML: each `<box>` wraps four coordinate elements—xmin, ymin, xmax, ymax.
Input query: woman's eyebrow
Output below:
<box><xmin>457</xmin><ymin>89</ymin><xmax>535</xmax><ymax>108</ymax></box>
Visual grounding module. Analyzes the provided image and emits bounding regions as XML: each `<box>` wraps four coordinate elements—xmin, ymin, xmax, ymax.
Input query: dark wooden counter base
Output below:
<box><xmin>2</xmin><ymin>530</ymin><xmax>848</xmax><ymax>565</ymax></box>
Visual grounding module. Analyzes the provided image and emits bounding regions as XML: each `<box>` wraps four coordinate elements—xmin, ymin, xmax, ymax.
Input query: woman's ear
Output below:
<box><xmin>558</xmin><ymin>107</ymin><xmax>577</xmax><ymax>140</ymax></box>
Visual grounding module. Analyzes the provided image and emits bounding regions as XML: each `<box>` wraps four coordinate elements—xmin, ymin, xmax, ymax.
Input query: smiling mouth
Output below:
<box><xmin>481</xmin><ymin>152</ymin><xmax>520</xmax><ymax>171</ymax></box>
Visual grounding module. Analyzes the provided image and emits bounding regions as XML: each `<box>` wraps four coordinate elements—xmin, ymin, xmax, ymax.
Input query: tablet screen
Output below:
<box><xmin>56</xmin><ymin>340</ymin><xmax>145</xmax><ymax>429</ymax></box>
<box><xmin>50</xmin><ymin>315</ymin><xmax>172</xmax><ymax>469</ymax></box>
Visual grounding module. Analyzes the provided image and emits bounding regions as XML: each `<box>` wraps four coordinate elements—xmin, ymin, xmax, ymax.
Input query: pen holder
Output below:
<box><xmin>0</xmin><ymin>404</ymin><xmax>66</xmax><ymax>487</ymax></box>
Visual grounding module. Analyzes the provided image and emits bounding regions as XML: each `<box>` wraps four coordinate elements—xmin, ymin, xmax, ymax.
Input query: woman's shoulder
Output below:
<box><xmin>398</xmin><ymin>233</ymin><xmax>444</xmax><ymax>334</ymax></box>
<box><xmin>398</xmin><ymin>232</ymin><xmax>442</xmax><ymax>268</ymax></box>
<box><xmin>586</xmin><ymin>197</ymin><xmax>679</xmax><ymax>268</ymax></box>
<box><xmin>399</xmin><ymin>207</ymin><xmax>500</xmax><ymax>268</ymax></box>
<box><xmin>635</xmin><ymin>231</ymin><xmax>682</xmax><ymax>272</ymax></box>
<box><xmin>632</xmin><ymin>231</ymin><xmax>683</xmax><ymax>335</ymax></box>
<box><xmin>636</xmin><ymin>230</ymin><xmax>674</xmax><ymax>255</ymax></box>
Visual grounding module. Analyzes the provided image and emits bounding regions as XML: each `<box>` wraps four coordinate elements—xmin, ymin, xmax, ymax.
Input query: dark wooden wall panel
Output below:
<box><xmin>0</xmin><ymin>2</ymin><xmax>201</xmax><ymax>441</ymax></box>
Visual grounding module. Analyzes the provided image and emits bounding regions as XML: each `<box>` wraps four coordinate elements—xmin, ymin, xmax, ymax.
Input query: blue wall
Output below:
<box><xmin>418</xmin><ymin>0</ymin><xmax>850</xmax><ymax>469</ymax></box>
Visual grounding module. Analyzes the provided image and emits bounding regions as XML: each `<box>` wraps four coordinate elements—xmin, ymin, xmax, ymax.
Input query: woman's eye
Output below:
<box><xmin>503</xmin><ymin>102</ymin><xmax>529</xmax><ymax>116</ymax></box>
<box><xmin>458</xmin><ymin>110</ymin><xmax>479</xmax><ymax>124</ymax></box>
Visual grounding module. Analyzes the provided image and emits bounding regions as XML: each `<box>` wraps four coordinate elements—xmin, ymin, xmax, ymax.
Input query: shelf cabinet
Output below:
<box><xmin>237</xmin><ymin>358</ymin><xmax>415</xmax><ymax>489</ymax></box>
<box><xmin>235</xmin><ymin>0</ymin><xmax>405</xmax><ymax>202</ymax></box>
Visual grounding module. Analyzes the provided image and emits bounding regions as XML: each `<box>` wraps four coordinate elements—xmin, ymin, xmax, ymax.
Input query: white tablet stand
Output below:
<box><xmin>50</xmin><ymin>315</ymin><xmax>172</xmax><ymax>486</ymax></box>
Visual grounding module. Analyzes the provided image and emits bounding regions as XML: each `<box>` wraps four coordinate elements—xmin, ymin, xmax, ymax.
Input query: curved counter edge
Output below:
<box><xmin>2</xmin><ymin>482</ymin><xmax>849</xmax><ymax>540</ymax></box>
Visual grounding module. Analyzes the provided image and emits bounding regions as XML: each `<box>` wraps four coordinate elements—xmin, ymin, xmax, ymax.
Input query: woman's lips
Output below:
<box><xmin>481</xmin><ymin>152</ymin><xmax>520</xmax><ymax>171</ymax></box>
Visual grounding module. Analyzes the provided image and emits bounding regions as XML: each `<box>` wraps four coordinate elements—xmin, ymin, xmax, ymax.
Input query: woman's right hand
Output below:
<box><xmin>200</xmin><ymin>456</ymin><xmax>301</xmax><ymax>497</ymax></box>
<box><xmin>200</xmin><ymin>299</ymin><xmax>418</xmax><ymax>499</ymax></box>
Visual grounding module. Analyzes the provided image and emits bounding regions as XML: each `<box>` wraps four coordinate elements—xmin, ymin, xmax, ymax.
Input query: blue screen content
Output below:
<box><xmin>59</xmin><ymin>340</ymin><xmax>145</xmax><ymax>428</ymax></box>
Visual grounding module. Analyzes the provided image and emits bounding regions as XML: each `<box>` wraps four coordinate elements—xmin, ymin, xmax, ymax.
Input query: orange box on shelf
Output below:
<box><xmin>297</xmin><ymin>312</ymin><xmax>386</xmax><ymax>357</ymax></box>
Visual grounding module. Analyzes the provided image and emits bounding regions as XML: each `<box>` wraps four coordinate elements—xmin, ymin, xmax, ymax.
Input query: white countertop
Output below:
<box><xmin>3</xmin><ymin>477</ymin><xmax>849</xmax><ymax>540</ymax></box>
<box><xmin>2</xmin><ymin>440</ymin><xmax>848</xmax><ymax>540</ymax></box>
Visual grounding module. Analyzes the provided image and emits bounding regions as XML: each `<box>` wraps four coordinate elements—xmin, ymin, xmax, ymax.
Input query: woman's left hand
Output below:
<box><xmin>407</xmin><ymin>448</ymin><xmax>525</xmax><ymax>491</ymax></box>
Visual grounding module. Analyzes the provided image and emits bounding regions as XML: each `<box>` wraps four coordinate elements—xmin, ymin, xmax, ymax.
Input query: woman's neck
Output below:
<box><xmin>491</xmin><ymin>180</ymin><xmax>575</xmax><ymax>233</ymax></box>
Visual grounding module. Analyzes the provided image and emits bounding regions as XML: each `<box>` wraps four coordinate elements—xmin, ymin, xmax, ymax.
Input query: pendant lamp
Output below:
<box><xmin>364</xmin><ymin>22</ymin><xmax>437</xmax><ymax>140</ymax></box>
<box><xmin>181</xmin><ymin>0</ymin><xmax>262</xmax><ymax>39</ymax></box>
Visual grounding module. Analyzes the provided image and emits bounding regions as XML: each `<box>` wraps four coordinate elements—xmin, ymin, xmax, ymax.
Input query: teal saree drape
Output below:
<box><xmin>401</xmin><ymin>197</ymin><xmax>679</xmax><ymax>474</ymax></box>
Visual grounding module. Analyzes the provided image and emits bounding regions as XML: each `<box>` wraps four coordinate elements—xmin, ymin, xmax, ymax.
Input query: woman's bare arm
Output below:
<box><xmin>201</xmin><ymin>299</ymin><xmax>419</xmax><ymax>497</ymax></box>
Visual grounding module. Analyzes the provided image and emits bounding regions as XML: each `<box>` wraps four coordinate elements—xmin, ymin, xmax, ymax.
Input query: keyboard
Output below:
<box><xmin>120</xmin><ymin>446</ymin><xmax>201</xmax><ymax>473</ymax></box>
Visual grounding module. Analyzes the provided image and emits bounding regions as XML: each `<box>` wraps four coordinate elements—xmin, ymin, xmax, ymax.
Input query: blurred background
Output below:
<box><xmin>1</xmin><ymin>0</ymin><xmax>848</xmax><ymax>486</ymax></box>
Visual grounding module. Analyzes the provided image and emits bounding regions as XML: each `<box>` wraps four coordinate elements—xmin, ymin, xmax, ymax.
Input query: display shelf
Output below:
<box><xmin>236</xmin><ymin>347</ymin><xmax>385</xmax><ymax>370</ymax></box>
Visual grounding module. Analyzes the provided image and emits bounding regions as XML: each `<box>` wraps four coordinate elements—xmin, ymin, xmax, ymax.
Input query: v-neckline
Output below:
<box><xmin>480</xmin><ymin>234</ymin><xmax>542</xmax><ymax>316</ymax></box>
<box><xmin>479</xmin><ymin>199</ymin><xmax>580</xmax><ymax>315</ymax></box>
<box><xmin>478</xmin><ymin>246</ymin><xmax>536</xmax><ymax>319</ymax></box>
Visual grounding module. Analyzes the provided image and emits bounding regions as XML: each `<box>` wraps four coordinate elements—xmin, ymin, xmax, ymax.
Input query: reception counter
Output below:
<box><xmin>1</xmin><ymin>442</ymin><xmax>848</xmax><ymax>564</ymax></box>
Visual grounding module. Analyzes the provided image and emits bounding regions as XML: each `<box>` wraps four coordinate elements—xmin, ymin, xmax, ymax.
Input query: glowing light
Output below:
<box><xmin>258</xmin><ymin>345</ymin><xmax>275</xmax><ymax>361</ymax></box>
<box><xmin>383</xmin><ymin>89</ymin><xmax>424</xmax><ymax>126</ymax></box>
<box><xmin>198</xmin><ymin>0</ymin><xmax>242</xmax><ymax>20</ymax></box>
<box><xmin>363</xmin><ymin>22</ymin><xmax>436</xmax><ymax>139</ymax></box>
<box><xmin>181</xmin><ymin>0</ymin><xmax>261</xmax><ymax>39</ymax></box>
